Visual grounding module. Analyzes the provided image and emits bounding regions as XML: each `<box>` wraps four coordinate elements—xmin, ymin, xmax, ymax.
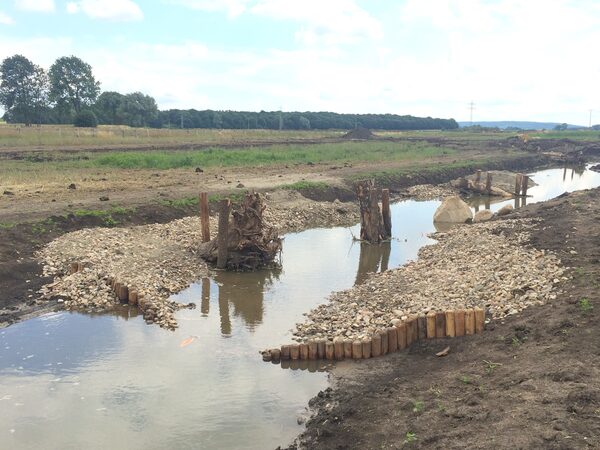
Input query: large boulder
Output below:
<box><xmin>433</xmin><ymin>196</ymin><xmax>473</xmax><ymax>223</ymax></box>
<box><xmin>497</xmin><ymin>204</ymin><xmax>514</xmax><ymax>216</ymax></box>
<box><xmin>474</xmin><ymin>209</ymin><xmax>494</xmax><ymax>222</ymax></box>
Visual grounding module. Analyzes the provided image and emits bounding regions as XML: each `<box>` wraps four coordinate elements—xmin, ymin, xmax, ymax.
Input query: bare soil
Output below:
<box><xmin>289</xmin><ymin>187</ymin><xmax>600</xmax><ymax>449</ymax></box>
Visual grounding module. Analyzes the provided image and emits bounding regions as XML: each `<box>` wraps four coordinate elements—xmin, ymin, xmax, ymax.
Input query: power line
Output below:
<box><xmin>468</xmin><ymin>101</ymin><xmax>475</xmax><ymax>125</ymax></box>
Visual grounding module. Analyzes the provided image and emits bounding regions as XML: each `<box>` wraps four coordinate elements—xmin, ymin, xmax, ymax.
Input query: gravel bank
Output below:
<box><xmin>37</xmin><ymin>192</ymin><xmax>358</xmax><ymax>329</ymax></box>
<box><xmin>292</xmin><ymin>218</ymin><xmax>567</xmax><ymax>342</ymax></box>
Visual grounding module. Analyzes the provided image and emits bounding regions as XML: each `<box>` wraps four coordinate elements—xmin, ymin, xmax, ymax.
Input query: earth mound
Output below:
<box><xmin>342</xmin><ymin>127</ymin><xmax>375</xmax><ymax>140</ymax></box>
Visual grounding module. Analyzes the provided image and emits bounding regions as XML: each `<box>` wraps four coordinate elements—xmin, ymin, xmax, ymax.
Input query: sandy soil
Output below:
<box><xmin>289</xmin><ymin>187</ymin><xmax>600</xmax><ymax>450</ymax></box>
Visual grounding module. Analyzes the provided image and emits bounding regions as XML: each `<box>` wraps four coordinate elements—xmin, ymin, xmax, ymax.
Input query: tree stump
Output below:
<box><xmin>356</xmin><ymin>180</ymin><xmax>386</xmax><ymax>243</ymax></box>
<box><xmin>198</xmin><ymin>193</ymin><xmax>282</xmax><ymax>271</ymax></box>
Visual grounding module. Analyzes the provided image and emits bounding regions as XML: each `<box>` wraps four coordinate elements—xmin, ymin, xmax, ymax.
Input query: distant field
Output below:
<box><xmin>530</xmin><ymin>130</ymin><xmax>600</xmax><ymax>141</ymax></box>
<box><xmin>0</xmin><ymin>124</ymin><xmax>341</xmax><ymax>148</ymax></box>
<box><xmin>0</xmin><ymin>141</ymin><xmax>459</xmax><ymax>186</ymax></box>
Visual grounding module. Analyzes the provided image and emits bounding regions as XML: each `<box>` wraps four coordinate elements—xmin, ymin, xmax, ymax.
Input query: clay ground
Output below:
<box><xmin>289</xmin><ymin>187</ymin><xmax>600</xmax><ymax>450</ymax></box>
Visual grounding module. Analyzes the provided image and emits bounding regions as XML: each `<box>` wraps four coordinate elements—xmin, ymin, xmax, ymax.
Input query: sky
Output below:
<box><xmin>1</xmin><ymin>0</ymin><xmax>600</xmax><ymax>125</ymax></box>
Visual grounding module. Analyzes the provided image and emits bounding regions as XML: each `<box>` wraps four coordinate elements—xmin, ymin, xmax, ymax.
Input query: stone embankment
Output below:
<box><xmin>37</xmin><ymin>192</ymin><xmax>358</xmax><ymax>329</ymax></box>
<box><xmin>292</xmin><ymin>218</ymin><xmax>567</xmax><ymax>343</ymax></box>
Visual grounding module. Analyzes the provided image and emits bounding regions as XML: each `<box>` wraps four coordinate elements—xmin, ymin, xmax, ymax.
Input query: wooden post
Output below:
<box><xmin>352</xmin><ymin>340</ymin><xmax>363</xmax><ymax>359</ymax></box>
<box><xmin>281</xmin><ymin>345</ymin><xmax>291</xmax><ymax>360</ymax></box>
<box><xmin>317</xmin><ymin>339</ymin><xmax>326</xmax><ymax>359</ymax></box>
<box><xmin>474</xmin><ymin>307</ymin><xmax>485</xmax><ymax>334</ymax></box>
<box><xmin>417</xmin><ymin>315</ymin><xmax>427</xmax><ymax>340</ymax></box>
<box><xmin>128</xmin><ymin>290</ymin><xmax>138</xmax><ymax>306</ymax></box>
<box><xmin>435</xmin><ymin>312</ymin><xmax>446</xmax><ymax>338</ymax></box>
<box><xmin>344</xmin><ymin>339</ymin><xmax>353</xmax><ymax>359</ymax></box>
<box><xmin>445</xmin><ymin>310</ymin><xmax>456</xmax><ymax>337</ymax></box>
<box><xmin>290</xmin><ymin>344</ymin><xmax>300</xmax><ymax>360</ymax></box>
<box><xmin>465</xmin><ymin>309</ymin><xmax>476</xmax><ymax>335</ymax></box>
<box><xmin>521</xmin><ymin>175</ymin><xmax>529</xmax><ymax>197</ymax></box>
<box><xmin>325</xmin><ymin>341</ymin><xmax>335</xmax><ymax>360</ymax></box>
<box><xmin>362</xmin><ymin>338</ymin><xmax>372</xmax><ymax>358</ymax></box>
<box><xmin>308</xmin><ymin>341</ymin><xmax>318</xmax><ymax>360</ymax></box>
<box><xmin>199</xmin><ymin>192</ymin><xmax>210</xmax><ymax>243</ymax></box>
<box><xmin>118</xmin><ymin>285</ymin><xmax>129</xmax><ymax>302</ymax></box>
<box><xmin>381</xmin><ymin>188</ymin><xmax>392</xmax><ymax>239</ymax></box>
<box><xmin>216</xmin><ymin>199</ymin><xmax>231</xmax><ymax>269</ymax></box>
<box><xmin>455</xmin><ymin>309</ymin><xmax>466</xmax><ymax>337</ymax></box>
<box><xmin>427</xmin><ymin>311</ymin><xmax>437</xmax><ymax>339</ymax></box>
<box><xmin>515</xmin><ymin>174</ymin><xmax>523</xmax><ymax>196</ymax></box>
<box><xmin>406</xmin><ymin>316</ymin><xmax>417</xmax><ymax>345</ymax></box>
<box><xmin>475</xmin><ymin>169</ymin><xmax>482</xmax><ymax>183</ymax></box>
<box><xmin>299</xmin><ymin>343</ymin><xmax>309</xmax><ymax>360</ymax></box>
<box><xmin>270</xmin><ymin>348</ymin><xmax>281</xmax><ymax>362</ymax></box>
<box><xmin>485</xmin><ymin>172</ymin><xmax>492</xmax><ymax>193</ymax></box>
<box><xmin>387</xmin><ymin>327</ymin><xmax>398</xmax><ymax>353</ymax></box>
<box><xmin>396</xmin><ymin>322</ymin><xmax>407</xmax><ymax>349</ymax></box>
<box><xmin>371</xmin><ymin>333</ymin><xmax>382</xmax><ymax>357</ymax></box>
<box><xmin>381</xmin><ymin>330</ymin><xmax>389</xmax><ymax>355</ymax></box>
<box><xmin>334</xmin><ymin>337</ymin><xmax>345</xmax><ymax>360</ymax></box>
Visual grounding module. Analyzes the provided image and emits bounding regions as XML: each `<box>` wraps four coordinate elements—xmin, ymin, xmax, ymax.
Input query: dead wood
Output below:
<box><xmin>199</xmin><ymin>192</ymin><xmax>282</xmax><ymax>270</ymax></box>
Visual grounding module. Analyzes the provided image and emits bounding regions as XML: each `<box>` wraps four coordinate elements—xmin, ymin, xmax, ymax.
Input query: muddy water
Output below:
<box><xmin>1</xmin><ymin>166</ymin><xmax>599</xmax><ymax>449</ymax></box>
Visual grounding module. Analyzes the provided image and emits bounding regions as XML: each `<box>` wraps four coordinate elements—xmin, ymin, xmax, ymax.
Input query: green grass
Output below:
<box><xmin>579</xmin><ymin>298</ymin><xmax>593</xmax><ymax>313</ymax></box>
<box><xmin>280</xmin><ymin>180</ymin><xmax>329</xmax><ymax>191</ymax></box>
<box><xmin>72</xmin><ymin>206</ymin><xmax>134</xmax><ymax>227</ymax></box>
<box><xmin>159</xmin><ymin>196</ymin><xmax>199</xmax><ymax>208</ymax></box>
<box><xmin>531</xmin><ymin>130</ymin><xmax>600</xmax><ymax>141</ymax></box>
<box><xmin>0</xmin><ymin>222</ymin><xmax>15</xmax><ymax>229</ymax></box>
<box><xmin>412</xmin><ymin>400</ymin><xmax>424</xmax><ymax>413</ymax></box>
<box><xmin>82</xmin><ymin>141</ymin><xmax>457</xmax><ymax>170</ymax></box>
<box><xmin>72</xmin><ymin>206</ymin><xmax>132</xmax><ymax>217</ymax></box>
<box><xmin>404</xmin><ymin>432</ymin><xmax>417</xmax><ymax>444</ymax></box>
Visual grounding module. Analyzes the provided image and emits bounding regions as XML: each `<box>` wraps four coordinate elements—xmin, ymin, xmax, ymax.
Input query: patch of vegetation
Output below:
<box><xmin>0</xmin><ymin>222</ymin><xmax>15</xmax><ymax>229</ymax></box>
<box><xmin>511</xmin><ymin>336</ymin><xmax>522</xmax><ymax>347</ymax></box>
<box><xmin>404</xmin><ymin>432</ymin><xmax>417</xmax><ymax>444</ymax></box>
<box><xmin>208</xmin><ymin>192</ymin><xmax>246</xmax><ymax>204</ymax></box>
<box><xmin>159</xmin><ymin>196</ymin><xmax>198</xmax><ymax>208</ymax></box>
<box><xmin>579</xmin><ymin>298</ymin><xmax>593</xmax><ymax>313</ymax></box>
<box><xmin>412</xmin><ymin>400</ymin><xmax>424</xmax><ymax>413</ymax></box>
<box><xmin>85</xmin><ymin>141</ymin><xmax>458</xmax><ymax>170</ymax></box>
<box><xmin>483</xmin><ymin>360</ymin><xmax>503</xmax><ymax>375</ymax></box>
<box><xmin>280</xmin><ymin>180</ymin><xmax>329</xmax><ymax>191</ymax></box>
<box><xmin>72</xmin><ymin>206</ymin><xmax>131</xmax><ymax>218</ymax></box>
<box><xmin>460</xmin><ymin>375</ymin><xmax>472</xmax><ymax>385</ymax></box>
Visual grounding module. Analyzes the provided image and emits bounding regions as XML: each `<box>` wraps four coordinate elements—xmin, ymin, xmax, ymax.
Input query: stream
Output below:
<box><xmin>1</xmin><ymin>165</ymin><xmax>599</xmax><ymax>449</ymax></box>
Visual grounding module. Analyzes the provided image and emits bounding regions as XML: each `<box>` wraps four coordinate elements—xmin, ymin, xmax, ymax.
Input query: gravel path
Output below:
<box><xmin>292</xmin><ymin>218</ymin><xmax>567</xmax><ymax>342</ymax></box>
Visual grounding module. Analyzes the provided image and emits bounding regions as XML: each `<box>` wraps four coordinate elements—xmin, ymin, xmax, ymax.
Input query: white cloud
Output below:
<box><xmin>0</xmin><ymin>11</ymin><xmax>15</xmax><ymax>24</ymax></box>
<box><xmin>251</xmin><ymin>0</ymin><xmax>383</xmax><ymax>45</ymax></box>
<box><xmin>173</xmin><ymin>0</ymin><xmax>383</xmax><ymax>44</ymax></box>
<box><xmin>66</xmin><ymin>0</ymin><xmax>143</xmax><ymax>21</ymax></box>
<box><xmin>14</xmin><ymin>0</ymin><xmax>55</xmax><ymax>12</ymax></box>
<box><xmin>173</xmin><ymin>0</ymin><xmax>250</xmax><ymax>18</ymax></box>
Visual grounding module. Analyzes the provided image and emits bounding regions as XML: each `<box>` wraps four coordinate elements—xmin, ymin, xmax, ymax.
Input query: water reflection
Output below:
<box><xmin>355</xmin><ymin>241</ymin><xmax>391</xmax><ymax>285</ymax></box>
<box><xmin>467</xmin><ymin>165</ymin><xmax>600</xmax><ymax>213</ymax></box>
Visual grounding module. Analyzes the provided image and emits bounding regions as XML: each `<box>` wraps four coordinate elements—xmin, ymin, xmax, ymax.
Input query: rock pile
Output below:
<box><xmin>403</xmin><ymin>184</ymin><xmax>457</xmax><ymax>201</ymax></box>
<box><xmin>37</xmin><ymin>194</ymin><xmax>359</xmax><ymax>329</ymax></box>
<box><xmin>292</xmin><ymin>219</ymin><xmax>567</xmax><ymax>342</ymax></box>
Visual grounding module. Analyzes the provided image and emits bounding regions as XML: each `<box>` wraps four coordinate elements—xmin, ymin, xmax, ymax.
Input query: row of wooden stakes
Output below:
<box><xmin>262</xmin><ymin>307</ymin><xmax>485</xmax><ymax>363</ymax></box>
<box><xmin>69</xmin><ymin>261</ymin><xmax>143</xmax><ymax>307</ymax></box>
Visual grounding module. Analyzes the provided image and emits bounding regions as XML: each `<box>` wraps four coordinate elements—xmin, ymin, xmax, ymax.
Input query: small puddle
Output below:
<box><xmin>1</xmin><ymin>165</ymin><xmax>599</xmax><ymax>449</ymax></box>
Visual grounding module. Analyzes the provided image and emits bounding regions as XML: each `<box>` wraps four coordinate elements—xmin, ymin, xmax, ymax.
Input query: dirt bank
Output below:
<box><xmin>289</xmin><ymin>187</ymin><xmax>600</xmax><ymax>449</ymax></box>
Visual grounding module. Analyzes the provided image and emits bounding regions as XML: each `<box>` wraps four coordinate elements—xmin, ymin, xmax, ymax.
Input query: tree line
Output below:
<box><xmin>0</xmin><ymin>54</ymin><xmax>458</xmax><ymax>131</ymax></box>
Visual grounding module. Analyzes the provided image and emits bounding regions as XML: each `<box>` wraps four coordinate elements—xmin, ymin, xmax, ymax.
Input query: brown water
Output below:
<box><xmin>1</xmin><ymin>165</ymin><xmax>599</xmax><ymax>449</ymax></box>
